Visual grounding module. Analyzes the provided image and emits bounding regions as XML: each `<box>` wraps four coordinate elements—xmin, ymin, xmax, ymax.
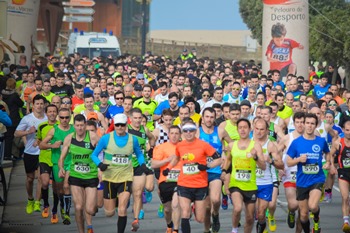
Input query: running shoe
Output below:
<box><xmin>42</xmin><ymin>207</ymin><xmax>49</xmax><ymax>218</ymax></box>
<box><xmin>138</xmin><ymin>209</ymin><xmax>144</xmax><ymax>220</ymax></box>
<box><xmin>26</xmin><ymin>200</ymin><xmax>34</xmax><ymax>214</ymax></box>
<box><xmin>212</xmin><ymin>214</ymin><xmax>220</xmax><ymax>233</ymax></box>
<box><xmin>142</xmin><ymin>191</ymin><xmax>147</xmax><ymax>204</ymax></box>
<box><xmin>146</xmin><ymin>191</ymin><xmax>152</xmax><ymax>203</ymax></box>
<box><xmin>221</xmin><ymin>195</ymin><xmax>228</xmax><ymax>210</ymax></box>
<box><xmin>87</xmin><ymin>228</ymin><xmax>94</xmax><ymax>233</ymax></box>
<box><xmin>63</xmin><ymin>214</ymin><xmax>71</xmax><ymax>225</ymax></box>
<box><xmin>342</xmin><ymin>222</ymin><xmax>350</xmax><ymax>233</ymax></box>
<box><xmin>287</xmin><ymin>210</ymin><xmax>295</xmax><ymax>228</ymax></box>
<box><xmin>268</xmin><ymin>215</ymin><xmax>277</xmax><ymax>232</ymax></box>
<box><xmin>263</xmin><ymin>229</ymin><xmax>268</xmax><ymax>233</ymax></box>
<box><xmin>51</xmin><ymin>213</ymin><xmax>59</xmax><ymax>224</ymax></box>
<box><xmin>166</xmin><ymin>227</ymin><xmax>172</xmax><ymax>233</ymax></box>
<box><xmin>60</xmin><ymin>207</ymin><xmax>65</xmax><ymax>219</ymax></box>
<box><xmin>131</xmin><ymin>219</ymin><xmax>140</xmax><ymax>232</ymax></box>
<box><xmin>34</xmin><ymin>201</ymin><xmax>41</xmax><ymax>212</ymax></box>
<box><xmin>312</xmin><ymin>221</ymin><xmax>321</xmax><ymax>233</ymax></box>
<box><xmin>158</xmin><ymin>204</ymin><xmax>164</xmax><ymax>218</ymax></box>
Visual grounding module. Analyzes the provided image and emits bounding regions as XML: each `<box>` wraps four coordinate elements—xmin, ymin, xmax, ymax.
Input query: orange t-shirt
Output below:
<box><xmin>175</xmin><ymin>138</ymin><xmax>216</xmax><ymax>188</ymax></box>
<box><xmin>153</xmin><ymin>142</ymin><xmax>181</xmax><ymax>184</ymax></box>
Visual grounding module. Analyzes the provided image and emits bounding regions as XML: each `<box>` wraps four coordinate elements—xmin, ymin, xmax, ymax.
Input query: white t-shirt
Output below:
<box><xmin>16</xmin><ymin>113</ymin><xmax>47</xmax><ymax>155</ymax></box>
<box><xmin>154</xmin><ymin>93</ymin><xmax>168</xmax><ymax>104</ymax></box>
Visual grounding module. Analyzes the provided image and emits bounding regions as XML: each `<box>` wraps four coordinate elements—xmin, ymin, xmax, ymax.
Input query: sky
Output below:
<box><xmin>149</xmin><ymin>0</ymin><xmax>248</xmax><ymax>31</ymax></box>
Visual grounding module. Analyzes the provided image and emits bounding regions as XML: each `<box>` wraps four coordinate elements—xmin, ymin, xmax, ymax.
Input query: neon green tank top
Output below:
<box><xmin>229</xmin><ymin>140</ymin><xmax>257</xmax><ymax>191</ymax></box>
<box><xmin>103</xmin><ymin>132</ymin><xmax>134</xmax><ymax>183</ymax></box>
<box><xmin>69</xmin><ymin>131</ymin><xmax>97</xmax><ymax>179</ymax></box>
<box><xmin>224</xmin><ymin>120</ymin><xmax>240</xmax><ymax>146</ymax></box>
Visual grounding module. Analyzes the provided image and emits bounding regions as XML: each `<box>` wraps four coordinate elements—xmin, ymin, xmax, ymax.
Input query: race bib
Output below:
<box><xmin>256</xmin><ymin>167</ymin><xmax>265</xmax><ymax>178</ymax></box>
<box><xmin>147</xmin><ymin>115</ymin><xmax>152</xmax><ymax>122</ymax></box>
<box><xmin>166</xmin><ymin>169</ymin><xmax>180</xmax><ymax>182</ymax></box>
<box><xmin>235</xmin><ymin>169</ymin><xmax>251</xmax><ymax>182</ymax></box>
<box><xmin>343</xmin><ymin>158</ymin><xmax>350</xmax><ymax>168</ymax></box>
<box><xmin>290</xmin><ymin>171</ymin><xmax>297</xmax><ymax>183</ymax></box>
<box><xmin>112</xmin><ymin>154</ymin><xmax>129</xmax><ymax>166</ymax></box>
<box><xmin>183</xmin><ymin>163</ymin><xmax>200</xmax><ymax>175</ymax></box>
<box><xmin>74</xmin><ymin>163</ymin><xmax>90</xmax><ymax>173</ymax></box>
<box><xmin>207</xmin><ymin>156</ymin><xmax>213</xmax><ymax>164</ymax></box>
<box><xmin>272</xmin><ymin>48</ymin><xmax>290</xmax><ymax>62</ymax></box>
<box><xmin>302</xmin><ymin>164</ymin><xmax>319</xmax><ymax>174</ymax></box>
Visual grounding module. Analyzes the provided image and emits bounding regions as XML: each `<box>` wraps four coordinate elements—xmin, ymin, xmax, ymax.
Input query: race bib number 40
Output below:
<box><xmin>112</xmin><ymin>154</ymin><xmax>129</xmax><ymax>166</ymax></box>
<box><xmin>235</xmin><ymin>169</ymin><xmax>251</xmax><ymax>182</ymax></box>
<box><xmin>183</xmin><ymin>163</ymin><xmax>200</xmax><ymax>175</ymax></box>
<box><xmin>166</xmin><ymin>169</ymin><xmax>180</xmax><ymax>182</ymax></box>
<box><xmin>302</xmin><ymin>164</ymin><xmax>319</xmax><ymax>174</ymax></box>
<box><xmin>74</xmin><ymin>163</ymin><xmax>90</xmax><ymax>173</ymax></box>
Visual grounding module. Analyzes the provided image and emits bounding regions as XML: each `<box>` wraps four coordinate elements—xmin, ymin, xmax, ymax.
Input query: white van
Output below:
<box><xmin>67</xmin><ymin>31</ymin><xmax>121</xmax><ymax>58</ymax></box>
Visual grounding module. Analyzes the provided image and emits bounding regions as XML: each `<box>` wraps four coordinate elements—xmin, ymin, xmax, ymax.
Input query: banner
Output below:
<box><xmin>262</xmin><ymin>0</ymin><xmax>309</xmax><ymax>80</ymax></box>
<box><xmin>1</xmin><ymin>0</ymin><xmax>40</xmax><ymax>66</ymax></box>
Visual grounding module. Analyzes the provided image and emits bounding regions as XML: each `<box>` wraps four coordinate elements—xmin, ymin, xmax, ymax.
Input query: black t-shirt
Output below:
<box><xmin>17</xmin><ymin>65</ymin><xmax>29</xmax><ymax>76</ymax></box>
<box><xmin>51</xmin><ymin>84</ymin><xmax>74</xmax><ymax>97</ymax></box>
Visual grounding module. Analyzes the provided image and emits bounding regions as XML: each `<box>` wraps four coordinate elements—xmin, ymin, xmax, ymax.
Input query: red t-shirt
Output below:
<box><xmin>71</xmin><ymin>96</ymin><xmax>84</xmax><ymax>111</ymax></box>
<box><xmin>265</xmin><ymin>38</ymin><xmax>300</xmax><ymax>71</ymax></box>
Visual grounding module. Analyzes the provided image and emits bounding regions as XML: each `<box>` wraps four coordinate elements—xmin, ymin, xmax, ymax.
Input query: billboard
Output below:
<box><xmin>1</xmin><ymin>0</ymin><xmax>40</xmax><ymax>66</ymax></box>
<box><xmin>262</xmin><ymin>0</ymin><xmax>309</xmax><ymax>79</ymax></box>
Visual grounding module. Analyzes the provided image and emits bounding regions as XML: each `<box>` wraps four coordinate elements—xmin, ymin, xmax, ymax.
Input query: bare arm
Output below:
<box><xmin>58</xmin><ymin>134</ymin><xmax>72</xmax><ymax>170</ymax></box>
<box><xmin>39</xmin><ymin>128</ymin><xmax>60</xmax><ymax>150</ymax></box>
<box><xmin>253</xmin><ymin>143</ymin><xmax>266</xmax><ymax>170</ymax></box>
<box><xmin>269</xmin><ymin>142</ymin><xmax>284</xmax><ymax>170</ymax></box>
<box><xmin>145</xmin><ymin>128</ymin><xmax>156</xmax><ymax>147</ymax></box>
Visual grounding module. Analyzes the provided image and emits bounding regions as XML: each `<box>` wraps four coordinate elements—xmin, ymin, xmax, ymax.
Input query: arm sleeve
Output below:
<box><xmin>132</xmin><ymin>135</ymin><xmax>145</xmax><ymax>165</ymax></box>
<box><xmin>91</xmin><ymin>134</ymin><xmax>110</xmax><ymax>166</ymax></box>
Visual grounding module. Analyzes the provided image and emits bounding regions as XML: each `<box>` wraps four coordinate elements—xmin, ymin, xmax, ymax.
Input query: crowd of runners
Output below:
<box><xmin>0</xmin><ymin>50</ymin><xmax>349</xmax><ymax>233</ymax></box>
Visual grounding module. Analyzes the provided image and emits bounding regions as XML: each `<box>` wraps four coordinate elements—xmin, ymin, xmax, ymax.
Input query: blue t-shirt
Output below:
<box><xmin>273</xmin><ymin>81</ymin><xmax>285</xmax><ymax>90</ymax></box>
<box><xmin>327</xmin><ymin>124</ymin><xmax>343</xmax><ymax>145</ymax></box>
<box><xmin>84</xmin><ymin>87</ymin><xmax>93</xmax><ymax>95</ymax></box>
<box><xmin>106</xmin><ymin>105</ymin><xmax>124</xmax><ymax>119</ymax></box>
<box><xmin>241</xmin><ymin>85</ymin><xmax>265</xmax><ymax>99</ymax></box>
<box><xmin>287</xmin><ymin>135</ymin><xmax>330</xmax><ymax>188</ymax></box>
<box><xmin>289</xmin><ymin>90</ymin><xmax>303</xmax><ymax>100</ymax></box>
<box><xmin>314</xmin><ymin>84</ymin><xmax>330</xmax><ymax>100</ymax></box>
<box><xmin>154</xmin><ymin>100</ymin><xmax>183</xmax><ymax>116</ymax></box>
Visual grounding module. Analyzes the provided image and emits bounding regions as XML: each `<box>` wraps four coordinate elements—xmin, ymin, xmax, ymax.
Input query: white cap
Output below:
<box><xmin>113</xmin><ymin>114</ymin><xmax>127</xmax><ymax>124</ymax></box>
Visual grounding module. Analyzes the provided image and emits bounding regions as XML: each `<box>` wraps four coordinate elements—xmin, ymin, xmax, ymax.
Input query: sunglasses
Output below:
<box><xmin>115</xmin><ymin>97</ymin><xmax>124</xmax><ymax>100</ymax></box>
<box><xmin>115</xmin><ymin>123</ymin><xmax>126</xmax><ymax>127</ymax></box>
<box><xmin>138</xmin><ymin>78</ymin><xmax>145</xmax><ymax>80</ymax></box>
<box><xmin>101</xmin><ymin>96</ymin><xmax>108</xmax><ymax>98</ymax></box>
<box><xmin>62</xmin><ymin>101</ymin><xmax>71</xmax><ymax>104</ymax></box>
<box><xmin>183</xmin><ymin>129</ymin><xmax>196</xmax><ymax>133</ymax></box>
<box><xmin>232</xmin><ymin>88</ymin><xmax>240</xmax><ymax>91</ymax></box>
<box><xmin>328</xmin><ymin>103</ymin><xmax>337</xmax><ymax>106</ymax></box>
<box><xmin>59</xmin><ymin>116</ymin><xmax>70</xmax><ymax>119</ymax></box>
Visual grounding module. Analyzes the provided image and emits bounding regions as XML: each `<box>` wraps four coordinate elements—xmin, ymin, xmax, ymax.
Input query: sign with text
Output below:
<box><xmin>63</xmin><ymin>15</ymin><xmax>93</xmax><ymax>22</ymax></box>
<box><xmin>63</xmin><ymin>1</ymin><xmax>95</xmax><ymax>7</ymax></box>
<box><xmin>64</xmin><ymin>7</ymin><xmax>95</xmax><ymax>15</ymax></box>
<box><xmin>262</xmin><ymin>0</ymin><xmax>309</xmax><ymax>79</ymax></box>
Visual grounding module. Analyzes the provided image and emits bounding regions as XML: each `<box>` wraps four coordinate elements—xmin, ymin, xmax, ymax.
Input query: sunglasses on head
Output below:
<box><xmin>59</xmin><ymin>116</ymin><xmax>70</xmax><ymax>119</ymax></box>
<box><xmin>114</xmin><ymin>123</ymin><xmax>126</xmax><ymax>127</ymax></box>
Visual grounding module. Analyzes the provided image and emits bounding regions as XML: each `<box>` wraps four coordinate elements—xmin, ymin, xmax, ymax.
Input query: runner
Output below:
<box><xmin>221</xmin><ymin>118</ymin><xmax>265</xmax><ymax>233</ymax></box>
<box><xmin>14</xmin><ymin>95</ymin><xmax>48</xmax><ymax>214</ymax></box>
<box><xmin>58</xmin><ymin>114</ymin><xmax>100</xmax><ymax>233</ymax></box>
<box><xmin>151</xmin><ymin>125</ymin><xmax>182</xmax><ymax>233</ymax></box>
<box><xmin>91</xmin><ymin>113</ymin><xmax>147</xmax><ymax>233</ymax></box>
<box><xmin>199</xmin><ymin>107</ymin><xmax>232</xmax><ymax>233</ymax></box>
<box><xmin>36</xmin><ymin>104</ymin><xmax>58</xmax><ymax>221</ymax></box>
<box><xmin>40</xmin><ymin>108</ymin><xmax>75</xmax><ymax>224</ymax></box>
<box><xmin>286</xmin><ymin>113</ymin><xmax>331</xmax><ymax>233</ymax></box>
<box><xmin>163</xmin><ymin>118</ymin><xmax>221</xmax><ymax>233</ymax></box>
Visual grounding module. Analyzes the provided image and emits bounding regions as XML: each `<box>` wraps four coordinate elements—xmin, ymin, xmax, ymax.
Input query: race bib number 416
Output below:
<box><xmin>112</xmin><ymin>154</ymin><xmax>129</xmax><ymax>166</ymax></box>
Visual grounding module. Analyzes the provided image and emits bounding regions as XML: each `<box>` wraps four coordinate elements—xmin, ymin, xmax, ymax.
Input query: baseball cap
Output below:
<box><xmin>240</xmin><ymin>100</ymin><xmax>251</xmax><ymax>108</ymax></box>
<box><xmin>100</xmin><ymin>91</ymin><xmax>108</xmax><ymax>97</ymax></box>
<box><xmin>113</xmin><ymin>113</ymin><xmax>127</xmax><ymax>124</ymax></box>
<box><xmin>136</xmin><ymin>73</ymin><xmax>145</xmax><ymax>80</ymax></box>
<box><xmin>87</xmin><ymin>112</ymin><xmax>98</xmax><ymax>120</ymax></box>
<box><xmin>183</xmin><ymin>48</ymin><xmax>188</xmax><ymax>52</ymax></box>
<box><xmin>134</xmin><ymin>84</ymin><xmax>142</xmax><ymax>91</ymax></box>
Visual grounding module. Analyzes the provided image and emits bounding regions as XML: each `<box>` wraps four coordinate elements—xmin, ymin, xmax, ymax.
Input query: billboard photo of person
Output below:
<box><xmin>265</xmin><ymin>23</ymin><xmax>304</xmax><ymax>78</ymax></box>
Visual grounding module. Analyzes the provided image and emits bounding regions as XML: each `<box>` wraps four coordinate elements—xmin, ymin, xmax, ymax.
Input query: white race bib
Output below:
<box><xmin>290</xmin><ymin>171</ymin><xmax>297</xmax><ymax>183</ymax></box>
<box><xmin>166</xmin><ymin>169</ymin><xmax>180</xmax><ymax>182</ymax></box>
<box><xmin>112</xmin><ymin>154</ymin><xmax>129</xmax><ymax>166</ymax></box>
<box><xmin>343</xmin><ymin>158</ymin><xmax>350</xmax><ymax>168</ymax></box>
<box><xmin>256</xmin><ymin>167</ymin><xmax>265</xmax><ymax>178</ymax></box>
<box><xmin>183</xmin><ymin>163</ymin><xmax>200</xmax><ymax>175</ymax></box>
<box><xmin>74</xmin><ymin>163</ymin><xmax>90</xmax><ymax>173</ymax></box>
<box><xmin>235</xmin><ymin>169</ymin><xmax>251</xmax><ymax>182</ymax></box>
<box><xmin>302</xmin><ymin>164</ymin><xmax>319</xmax><ymax>174</ymax></box>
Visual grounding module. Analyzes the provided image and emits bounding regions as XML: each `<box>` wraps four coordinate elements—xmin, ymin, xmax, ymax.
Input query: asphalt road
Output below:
<box><xmin>0</xmin><ymin>161</ymin><xmax>345</xmax><ymax>233</ymax></box>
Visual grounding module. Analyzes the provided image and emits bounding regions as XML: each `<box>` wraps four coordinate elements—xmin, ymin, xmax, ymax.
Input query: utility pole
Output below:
<box><xmin>141</xmin><ymin>0</ymin><xmax>147</xmax><ymax>57</ymax></box>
